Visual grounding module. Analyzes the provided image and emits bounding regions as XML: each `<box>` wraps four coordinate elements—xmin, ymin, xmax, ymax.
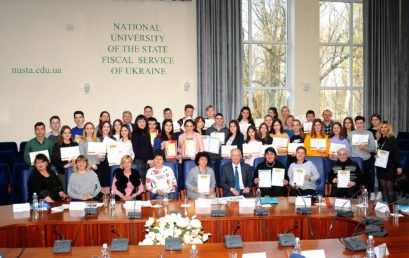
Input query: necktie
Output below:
<box><xmin>234</xmin><ymin>166</ymin><xmax>240</xmax><ymax>192</ymax></box>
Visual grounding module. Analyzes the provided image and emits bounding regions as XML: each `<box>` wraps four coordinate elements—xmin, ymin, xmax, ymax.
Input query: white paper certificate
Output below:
<box><xmin>150</xmin><ymin>130</ymin><xmax>158</xmax><ymax>146</ymax></box>
<box><xmin>261</xmin><ymin>144</ymin><xmax>277</xmax><ymax>155</ymax></box>
<box><xmin>351</xmin><ymin>134</ymin><xmax>369</xmax><ymax>145</ymax></box>
<box><xmin>165</xmin><ymin>140</ymin><xmax>177</xmax><ymax>159</ymax></box>
<box><xmin>293</xmin><ymin>169</ymin><xmax>305</xmax><ymax>187</ymax></box>
<box><xmin>184</xmin><ymin>139</ymin><xmax>196</xmax><ymax>157</ymax></box>
<box><xmin>29</xmin><ymin>150</ymin><xmax>50</xmax><ymax>165</ymax></box>
<box><xmin>107</xmin><ymin>145</ymin><xmax>121</xmax><ymax>166</ymax></box>
<box><xmin>242</xmin><ymin>143</ymin><xmax>261</xmax><ymax>155</ymax></box>
<box><xmin>197</xmin><ymin>174</ymin><xmax>210</xmax><ymax>193</ymax></box>
<box><xmin>221</xmin><ymin>145</ymin><xmax>237</xmax><ymax>158</ymax></box>
<box><xmin>288</xmin><ymin>143</ymin><xmax>304</xmax><ymax>155</ymax></box>
<box><xmin>310</xmin><ymin>139</ymin><xmax>327</xmax><ymax>150</ymax></box>
<box><xmin>240</xmin><ymin>123</ymin><xmax>250</xmax><ymax>134</ymax></box>
<box><xmin>210</xmin><ymin>132</ymin><xmax>225</xmax><ymax>144</ymax></box>
<box><xmin>258</xmin><ymin>170</ymin><xmax>272</xmax><ymax>188</ymax></box>
<box><xmin>329</xmin><ymin>143</ymin><xmax>346</xmax><ymax>155</ymax></box>
<box><xmin>273</xmin><ymin>137</ymin><xmax>289</xmax><ymax>149</ymax></box>
<box><xmin>173</xmin><ymin>121</ymin><xmax>181</xmax><ymax>133</ymax></box>
<box><xmin>375</xmin><ymin>150</ymin><xmax>390</xmax><ymax>168</ymax></box>
<box><xmin>207</xmin><ymin>137</ymin><xmax>221</xmax><ymax>154</ymax></box>
<box><xmin>303</xmin><ymin>122</ymin><xmax>312</xmax><ymax>133</ymax></box>
<box><xmin>337</xmin><ymin>170</ymin><xmax>350</xmax><ymax>188</ymax></box>
<box><xmin>271</xmin><ymin>168</ymin><xmax>285</xmax><ymax>187</ymax></box>
<box><xmin>87</xmin><ymin>142</ymin><xmax>106</xmax><ymax>155</ymax></box>
<box><xmin>60</xmin><ymin>146</ymin><xmax>80</xmax><ymax>161</ymax></box>
<box><xmin>204</xmin><ymin>119</ymin><xmax>215</xmax><ymax>129</ymax></box>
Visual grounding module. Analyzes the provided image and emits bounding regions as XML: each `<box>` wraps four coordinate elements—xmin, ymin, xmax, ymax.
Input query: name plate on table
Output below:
<box><xmin>13</xmin><ymin>203</ymin><xmax>30</xmax><ymax>212</ymax></box>
<box><xmin>124</xmin><ymin>201</ymin><xmax>142</xmax><ymax>211</ymax></box>
<box><xmin>69</xmin><ymin>201</ymin><xmax>86</xmax><ymax>211</ymax></box>
<box><xmin>334</xmin><ymin>199</ymin><xmax>351</xmax><ymax>208</ymax></box>
<box><xmin>195</xmin><ymin>199</ymin><xmax>212</xmax><ymax>214</ymax></box>
<box><xmin>239</xmin><ymin>199</ymin><xmax>255</xmax><ymax>214</ymax></box>
<box><xmin>301</xmin><ymin>249</ymin><xmax>326</xmax><ymax>258</ymax></box>
<box><xmin>375</xmin><ymin>201</ymin><xmax>390</xmax><ymax>213</ymax></box>
<box><xmin>295</xmin><ymin>197</ymin><xmax>311</xmax><ymax>207</ymax></box>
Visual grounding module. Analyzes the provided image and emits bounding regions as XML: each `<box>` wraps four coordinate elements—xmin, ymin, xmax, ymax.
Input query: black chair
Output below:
<box><xmin>18</xmin><ymin>141</ymin><xmax>27</xmax><ymax>162</ymax></box>
<box><xmin>0</xmin><ymin>151</ymin><xmax>16</xmax><ymax>172</ymax></box>
<box><xmin>0</xmin><ymin>162</ymin><xmax>10</xmax><ymax>205</ymax></box>
<box><xmin>11</xmin><ymin>162</ymin><xmax>29</xmax><ymax>203</ymax></box>
<box><xmin>397</xmin><ymin>132</ymin><xmax>409</xmax><ymax>140</ymax></box>
<box><xmin>0</xmin><ymin>142</ymin><xmax>18</xmax><ymax>159</ymax></box>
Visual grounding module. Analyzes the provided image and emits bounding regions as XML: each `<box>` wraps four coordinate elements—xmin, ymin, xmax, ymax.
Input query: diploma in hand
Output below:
<box><xmin>150</xmin><ymin>130</ymin><xmax>158</xmax><ymax>146</ymax></box>
<box><xmin>337</xmin><ymin>170</ymin><xmax>350</xmax><ymax>188</ymax></box>
<box><xmin>197</xmin><ymin>174</ymin><xmax>210</xmax><ymax>193</ymax></box>
<box><xmin>293</xmin><ymin>169</ymin><xmax>305</xmax><ymax>187</ymax></box>
<box><xmin>271</xmin><ymin>168</ymin><xmax>285</xmax><ymax>187</ymax></box>
<box><xmin>184</xmin><ymin>139</ymin><xmax>196</xmax><ymax>158</ymax></box>
<box><xmin>60</xmin><ymin>146</ymin><xmax>80</xmax><ymax>161</ymax></box>
<box><xmin>165</xmin><ymin>140</ymin><xmax>177</xmax><ymax>160</ymax></box>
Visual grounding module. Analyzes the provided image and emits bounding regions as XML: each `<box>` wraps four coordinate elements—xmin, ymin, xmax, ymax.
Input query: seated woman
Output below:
<box><xmin>67</xmin><ymin>155</ymin><xmax>101</xmax><ymax>201</ymax></box>
<box><xmin>185</xmin><ymin>152</ymin><xmax>216</xmax><ymax>199</ymax></box>
<box><xmin>28</xmin><ymin>154</ymin><xmax>67</xmax><ymax>203</ymax></box>
<box><xmin>146</xmin><ymin>151</ymin><xmax>178</xmax><ymax>199</ymax></box>
<box><xmin>288</xmin><ymin>146</ymin><xmax>320</xmax><ymax>196</ymax></box>
<box><xmin>253</xmin><ymin>147</ymin><xmax>289</xmax><ymax>197</ymax></box>
<box><xmin>327</xmin><ymin>148</ymin><xmax>362</xmax><ymax>198</ymax></box>
<box><xmin>112</xmin><ymin>155</ymin><xmax>144</xmax><ymax>201</ymax></box>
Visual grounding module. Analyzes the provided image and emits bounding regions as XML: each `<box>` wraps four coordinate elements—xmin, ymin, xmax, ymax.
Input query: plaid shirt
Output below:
<box><xmin>323</xmin><ymin>120</ymin><xmax>334</xmax><ymax>137</ymax></box>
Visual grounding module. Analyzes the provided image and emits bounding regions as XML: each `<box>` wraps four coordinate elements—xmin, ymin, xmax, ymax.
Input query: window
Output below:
<box><xmin>242</xmin><ymin>0</ymin><xmax>289</xmax><ymax>118</ymax></box>
<box><xmin>320</xmin><ymin>0</ymin><xmax>363</xmax><ymax>121</ymax></box>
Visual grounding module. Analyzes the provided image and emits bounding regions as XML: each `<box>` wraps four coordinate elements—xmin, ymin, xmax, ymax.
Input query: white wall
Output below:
<box><xmin>0</xmin><ymin>0</ymin><xmax>197</xmax><ymax>144</ymax></box>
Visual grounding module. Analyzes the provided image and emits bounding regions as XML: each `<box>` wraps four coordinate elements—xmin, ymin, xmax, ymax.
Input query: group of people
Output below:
<box><xmin>24</xmin><ymin>104</ymin><xmax>403</xmax><ymax>204</ymax></box>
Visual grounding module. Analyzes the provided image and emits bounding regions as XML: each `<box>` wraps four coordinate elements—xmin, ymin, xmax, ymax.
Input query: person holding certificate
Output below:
<box><xmin>79</xmin><ymin>122</ymin><xmax>106</xmax><ymax>193</ymax></box>
<box><xmin>243</xmin><ymin>125</ymin><xmax>263</xmax><ymax>166</ymax></box>
<box><xmin>194</xmin><ymin>116</ymin><xmax>207</xmax><ymax>135</ymax></box>
<box><xmin>342</xmin><ymin>117</ymin><xmax>355</xmax><ymax>137</ymax></box>
<box><xmin>327</xmin><ymin>148</ymin><xmax>363</xmax><ymax>198</ymax></box>
<box><xmin>51</xmin><ymin>126</ymin><xmax>79</xmax><ymax>192</ymax></box>
<box><xmin>112</xmin><ymin>155</ymin><xmax>144</xmax><ymax>201</ymax></box>
<box><xmin>118</xmin><ymin>125</ymin><xmax>135</xmax><ymax>159</ymax></box>
<box><xmin>206</xmin><ymin>113</ymin><xmax>230</xmax><ymax>143</ymax></box>
<box><xmin>28</xmin><ymin>154</ymin><xmax>67</xmax><ymax>203</ymax></box>
<box><xmin>23</xmin><ymin>122</ymin><xmax>54</xmax><ymax>166</ymax></box>
<box><xmin>225</xmin><ymin>120</ymin><xmax>245</xmax><ymax>154</ymax></box>
<box><xmin>375</xmin><ymin>121</ymin><xmax>402</xmax><ymax>203</ymax></box>
<box><xmin>270</xmin><ymin>119</ymin><xmax>290</xmax><ymax>156</ymax></box>
<box><xmin>153</xmin><ymin>119</ymin><xmax>179</xmax><ymax>159</ymax></box>
<box><xmin>220</xmin><ymin>148</ymin><xmax>253</xmax><ymax>197</ymax></box>
<box><xmin>304</xmin><ymin>119</ymin><xmax>330</xmax><ymax>157</ymax></box>
<box><xmin>329</xmin><ymin>122</ymin><xmax>351</xmax><ymax>161</ymax></box>
<box><xmin>348</xmin><ymin>116</ymin><xmax>377</xmax><ymax>200</ymax></box>
<box><xmin>112</xmin><ymin>119</ymin><xmax>123</xmax><ymax>141</ymax></box>
<box><xmin>185</xmin><ymin>152</ymin><xmax>216</xmax><ymax>199</ymax></box>
<box><xmin>237</xmin><ymin>106</ymin><xmax>256</xmax><ymax>128</ymax></box>
<box><xmin>253</xmin><ymin>147</ymin><xmax>289</xmax><ymax>197</ymax></box>
<box><xmin>67</xmin><ymin>155</ymin><xmax>101</xmax><ymax>201</ymax></box>
<box><xmin>97</xmin><ymin>121</ymin><xmax>116</xmax><ymax>195</ymax></box>
<box><xmin>257</xmin><ymin>123</ymin><xmax>273</xmax><ymax>145</ymax></box>
<box><xmin>288</xmin><ymin>146</ymin><xmax>320</xmax><ymax>196</ymax></box>
<box><xmin>146</xmin><ymin>151</ymin><xmax>178</xmax><ymax>200</ymax></box>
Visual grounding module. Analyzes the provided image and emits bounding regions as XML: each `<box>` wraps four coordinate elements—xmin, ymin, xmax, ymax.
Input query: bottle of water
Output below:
<box><xmin>32</xmin><ymin>192</ymin><xmax>39</xmax><ymax>211</ymax></box>
<box><xmin>190</xmin><ymin>244</ymin><xmax>198</xmax><ymax>258</ymax></box>
<box><xmin>366</xmin><ymin>235</ymin><xmax>375</xmax><ymax>258</ymax></box>
<box><xmin>256</xmin><ymin>188</ymin><xmax>262</xmax><ymax>208</ymax></box>
<box><xmin>163</xmin><ymin>191</ymin><xmax>169</xmax><ymax>207</ymax></box>
<box><xmin>101</xmin><ymin>243</ymin><xmax>110</xmax><ymax>258</ymax></box>
<box><xmin>363</xmin><ymin>188</ymin><xmax>369</xmax><ymax>207</ymax></box>
<box><xmin>292</xmin><ymin>237</ymin><xmax>301</xmax><ymax>254</ymax></box>
<box><xmin>110</xmin><ymin>191</ymin><xmax>115</xmax><ymax>210</ymax></box>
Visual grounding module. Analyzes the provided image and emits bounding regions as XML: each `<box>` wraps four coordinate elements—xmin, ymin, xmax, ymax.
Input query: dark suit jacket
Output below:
<box><xmin>220</xmin><ymin>162</ymin><xmax>253</xmax><ymax>197</ymax></box>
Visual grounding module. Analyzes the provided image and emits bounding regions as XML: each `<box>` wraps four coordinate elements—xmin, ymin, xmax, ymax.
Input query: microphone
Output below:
<box><xmin>128</xmin><ymin>193</ymin><xmax>141</xmax><ymax>219</ymax></box>
<box><xmin>165</xmin><ymin>222</ymin><xmax>182</xmax><ymax>251</ymax></box>
<box><xmin>84</xmin><ymin>184</ymin><xmax>98</xmax><ymax>216</ymax></box>
<box><xmin>294</xmin><ymin>183</ymin><xmax>312</xmax><ymax>214</ymax></box>
<box><xmin>326</xmin><ymin>188</ymin><xmax>362</xmax><ymax>239</ymax></box>
<box><xmin>110</xmin><ymin>224</ymin><xmax>129</xmax><ymax>252</ymax></box>
<box><xmin>52</xmin><ymin>225</ymin><xmax>72</xmax><ymax>253</ymax></box>
<box><xmin>211</xmin><ymin>187</ymin><xmax>226</xmax><ymax>217</ymax></box>
<box><xmin>224</xmin><ymin>221</ymin><xmax>243</xmax><ymax>248</ymax></box>
<box><xmin>278</xmin><ymin>220</ymin><xmax>298</xmax><ymax>246</ymax></box>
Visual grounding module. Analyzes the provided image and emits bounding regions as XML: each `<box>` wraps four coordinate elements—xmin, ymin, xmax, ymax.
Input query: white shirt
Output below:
<box><xmin>118</xmin><ymin>140</ymin><xmax>135</xmax><ymax>159</ymax></box>
<box><xmin>231</xmin><ymin>163</ymin><xmax>244</xmax><ymax>190</ymax></box>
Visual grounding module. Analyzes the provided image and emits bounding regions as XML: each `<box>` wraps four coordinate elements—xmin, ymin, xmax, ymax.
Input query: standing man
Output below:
<box><xmin>71</xmin><ymin>111</ymin><xmax>85</xmax><ymax>142</ymax></box>
<box><xmin>322</xmin><ymin>109</ymin><xmax>334</xmax><ymax>137</ymax></box>
<box><xmin>24</xmin><ymin>122</ymin><xmax>54</xmax><ymax>165</ymax></box>
<box><xmin>46</xmin><ymin>115</ymin><xmax>61</xmax><ymax>143</ymax></box>
<box><xmin>122</xmin><ymin>111</ymin><xmax>134</xmax><ymax>133</ymax></box>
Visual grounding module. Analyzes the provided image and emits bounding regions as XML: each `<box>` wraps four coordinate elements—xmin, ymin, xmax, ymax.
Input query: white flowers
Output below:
<box><xmin>139</xmin><ymin>213</ymin><xmax>210</xmax><ymax>245</ymax></box>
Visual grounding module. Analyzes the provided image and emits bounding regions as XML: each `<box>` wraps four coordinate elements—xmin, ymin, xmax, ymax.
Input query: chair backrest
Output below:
<box><xmin>276</xmin><ymin>156</ymin><xmax>289</xmax><ymax>169</ymax></box>
<box><xmin>65</xmin><ymin>167</ymin><xmax>75</xmax><ymax>191</ymax></box>
<box><xmin>219</xmin><ymin>159</ymin><xmax>232</xmax><ymax>183</ymax></box>
<box><xmin>0</xmin><ymin>151</ymin><xmax>17</xmax><ymax>170</ymax></box>
<box><xmin>0</xmin><ymin>142</ymin><xmax>18</xmax><ymax>159</ymax></box>
<box><xmin>305</xmin><ymin>156</ymin><xmax>326</xmax><ymax>195</ymax></box>
<box><xmin>0</xmin><ymin>163</ymin><xmax>10</xmax><ymax>205</ymax></box>
<box><xmin>109</xmin><ymin>164</ymin><xmax>139</xmax><ymax>188</ymax></box>
<box><xmin>399</xmin><ymin>150</ymin><xmax>409</xmax><ymax>170</ymax></box>
<box><xmin>349</xmin><ymin>157</ymin><xmax>364</xmax><ymax>173</ymax></box>
<box><xmin>397</xmin><ymin>132</ymin><xmax>409</xmax><ymax>140</ymax></box>
<box><xmin>22</xmin><ymin>169</ymin><xmax>33</xmax><ymax>202</ymax></box>
<box><xmin>164</xmin><ymin>162</ymin><xmax>178</xmax><ymax>195</ymax></box>
<box><xmin>253</xmin><ymin>157</ymin><xmax>265</xmax><ymax>176</ymax></box>
<box><xmin>183</xmin><ymin>160</ymin><xmax>196</xmax><ymax>184</ymax></box>
<box><xmin>11</xmin><ymin>162</ymin><xmax>29</xmax><ymax>203</ymax></box>
<box><xmin>18</xmin><ymin>141</ymin><xmax>27</xmax><ymax>162</ymax></box>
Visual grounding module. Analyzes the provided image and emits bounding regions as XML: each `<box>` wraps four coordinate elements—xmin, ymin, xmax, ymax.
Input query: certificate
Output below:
<box><xmin>288</xmin><ymin>143</ymin><xmax>304</xmax><ymax>155</ymax></box>
<box><xmin>210</xmin><ymin>132</ymin><xmax>225</xmax><ymax>144</ymax></box>
<box><xmin>87</xmin><ymin>142</ymin><xmax>106</xmax><ymax>155</ymax></box>
<box><xmin>310</xmin><ymin>139</ymin><xmax>327</xmax><ymax>150</ymax></box>
<box><xmin>329</xmin><ymin>143</ymin><xmax>346</xmax><ymax>155</ymax></box>
<box><xmin>29</xmin><ymin>150</ymin><xmax>50</xmax><ymax>165</ymax></box>
<box><xmin>165</xmin><ymin>140</ymin><xmax>177</xmax><ymax>160</ymax></box>
<box><xmin>207</xmin><ymin>137</ymin><xmax>220</xmax><ymax>154</ymax></box>
<box><xmin>271</xmin><ymin>168</ymin><xmax>285</xmax><ymax>187</ymax></box>
<box><xmin>242</xmin><ymin>143</ymin><xmax>261</xmax><ymax>155</ymax></box>
<box><xmin>150</xmin><ymin>130</ymin><xmax>158</xmax><ymax>146</ymax></box>
<box><xmin>261</xmin><ymin>144</ymin><xmax>277</xmax><ymax>155</ymax></box>
<box><xmin>351</xmin><ymin>134</ymin><xmax>369</xmax><ymax>145</ymax></box>
<box><xmin>337</xmin><ymin>170</ymin><xmax>350</xmax><ymax>188</ymax></box>
<box><xmin>204</xmin><ymin>119</ymin><xmax>215</xmax><ymax>129</ymax></box>
<box><xmin>258</xmin><ymin>170</ymin><xmax>272</xmax><ymax>188</ymax></box>
<box><xmin>173</xmin><ymin>121</ymin><xmax>181</xmax><ymax>133</ymax></box>
<box><xmin>107</xmin><ymin>144</ymin><xmax>121</xmax><ymax>166</ymax></box>
<box><xmin>273</xmin><ymin>137</ymin><xmax>289</xmax><ymax>149</ymax></box>
<box><xmin>197</xmin><ymin>174</ymin><xmax>210</xmax><ymax>193</ymax></box>
<box><xmin>375</xmin><ymin>149</ymin><xmax>389</xmax><ymax>168</ymax></box>
<box><xmin>102</xmin><ymin>137</ymin><xmax>117</xmax><ymax>147</ymax></box>
<box><xmin>184</xmin><ymin>139</ymin><xmax>196</xmax><ymax>157</ymax></box>
<box><xmin>293</xmin><ymin>169</ymin><xmax>305</xmax><ymax>187</ymax></box>
<box><xmin>60</xmin><ymin>146</ymin><xmax>80</xmax><ymax>161</ymax></box>
<box><xmin>303</xmin><ymin>122</ymin><xmax>312</xmax><ymax>133</ymax></box>
<box><xmin>221</xmin><ymin>145</ymin><xmax>237</xmax><ymax>158</ymax></box>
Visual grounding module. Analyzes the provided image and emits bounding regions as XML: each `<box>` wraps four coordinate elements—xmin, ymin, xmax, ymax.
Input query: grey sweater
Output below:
<box><xmin>347</xmin><ymin>130</ymin><xmax>377</xmax><ymax>160</ymax></box>
<box><xmin>288</xmin><ymin>160</ymin><xmax>320</xmax><ymax>190</ymax></box>
<box><xmin>68</xmin><ymin>170</ymin><xmax>101</xmax><ymax>200</ymax></box>
<box><xmin>206</xmin><ymin>123</ymin><xmax>230</xmax><ymax>142</ymax></box>
<box><xmin>79</xmin><ymin>138</ymin><xmax>105</xmax><ymax>166</ymax></box>
<box><xmin>185</xmin><ymin>166</ymin><xmax>216</xmax><ymax>199</ymax></box>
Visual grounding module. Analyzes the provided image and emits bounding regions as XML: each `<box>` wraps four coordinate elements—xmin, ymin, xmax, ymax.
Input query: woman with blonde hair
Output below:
<box><xmin>67</xmin><ymin>155</ymin><xmax>101</xmax><ymax>201</ymax></box>
<box><xmin>112</xmin><ymin>155</ymin><xmax>143</xmax><ymax>201</ymax></box>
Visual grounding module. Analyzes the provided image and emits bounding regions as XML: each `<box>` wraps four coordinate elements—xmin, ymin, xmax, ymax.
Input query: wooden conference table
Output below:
<box><xmin>0</xmin><ymin>197</ymin><xmax>408</xmax><ymax>257</ymax></box>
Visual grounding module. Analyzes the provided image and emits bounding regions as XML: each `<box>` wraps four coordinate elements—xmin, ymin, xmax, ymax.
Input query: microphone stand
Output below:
<box><xmin>293</xmin><ymin>184</ymin><xmax>314</xmax><ymax>239</ymax></box>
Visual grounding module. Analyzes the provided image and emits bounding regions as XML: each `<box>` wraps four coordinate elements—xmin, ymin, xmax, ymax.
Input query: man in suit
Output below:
<box><xmin>220</xmin><ymin>148</ymin><xmax>253</xmax><ymax>197</ymax></box>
